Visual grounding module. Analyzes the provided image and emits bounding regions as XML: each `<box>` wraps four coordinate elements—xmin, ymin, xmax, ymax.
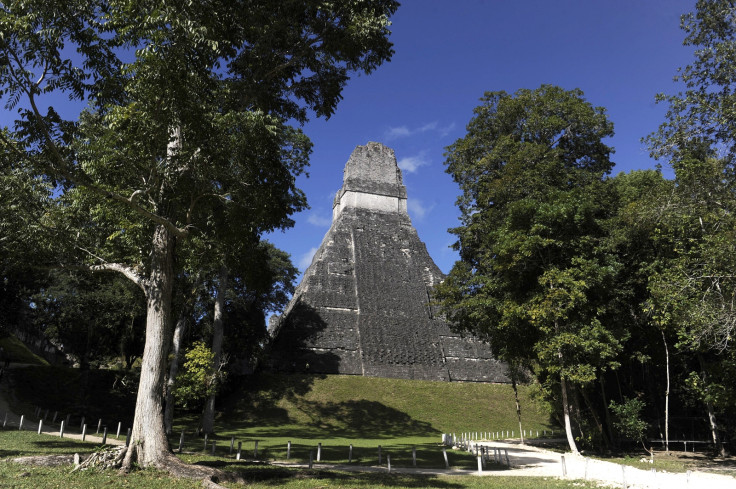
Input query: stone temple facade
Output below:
<box><xmin>268</xmin><ymin>142</ymin><xmax>508</xmax><ymax>382</ymax></box>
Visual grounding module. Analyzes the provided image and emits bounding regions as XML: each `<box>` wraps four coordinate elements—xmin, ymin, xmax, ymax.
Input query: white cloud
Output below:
<box><xmin>438</xmin><ymin>122</ymin><xmax>456</xmax><ymax>137</ymax></box>
<box><xmin>386</xmin><ymin>126</ymin><xmax>411</xmax><ymax>139</ymax></box>
<box><xmin>307</xmin><ymin>212</ymin><xmax>331</xmax><ymax>227</ymax></box>
<box><xmin>298</xmin><ymin>246</ymin><xmax>319</xmax><ymax>271</ymax></box>
<box><xmin>385</xmin><ymin>121</ymin><xmax>454</xmax><ymax>140</ymax></box>
<box><xmin>398</xmin><ymin>153</ymin><xmax>430</xmax><ymax>173</ymax></box>
<box><xmin>407</xmin><ymin>198</ymin><xmax>434</xmax><ymax>221</ymax></box>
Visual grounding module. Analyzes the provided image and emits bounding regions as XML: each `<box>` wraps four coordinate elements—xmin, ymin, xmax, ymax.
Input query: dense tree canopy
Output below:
<box><xmin>436</xmin><ymin>85</ymin><xmax>619</xmax><ymax>454</ymax></box>
<box><xmin>1</xmin><ymin>0</ymin><xmax>399</xmax><ymax>473</ymax></box>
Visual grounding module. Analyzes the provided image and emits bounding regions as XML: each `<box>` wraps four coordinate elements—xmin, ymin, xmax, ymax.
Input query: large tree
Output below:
<box><xmin>436</xmin><ymin>85</ymin><xmax>621</xmax><ymax>454</ymax></box>
<box><xmin>0</xmin><ymin>0</ymin><xmax>398</xmax><ymax>475</ymax></box>
<box><xmin>646</xmin><ymin>0</ymin><xmax>736</xmax><ymax>455</ymax></box>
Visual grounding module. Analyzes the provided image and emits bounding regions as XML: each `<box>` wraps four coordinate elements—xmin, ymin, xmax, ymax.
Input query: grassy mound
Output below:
<box><xmin>6</xmin><ymin>364</ymin><xmax>558</xmax><ymax>469</ymax></box>
<box><xmin>170</xmin><ymin>373</ymin><xmax>556</xmax><ymax>468</ymax></box>
<box><xmin>0</xmin><ymin>334</ymin><xmax>49</xmax><ymax>366</ymax></box>
<box><xmin>221</xmin><ymin>373</ymin><xmax>553</xmax><ymax>436</ymax></box>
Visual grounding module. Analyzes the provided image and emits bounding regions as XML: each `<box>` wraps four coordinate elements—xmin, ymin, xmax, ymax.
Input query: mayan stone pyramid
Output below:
<box><xmin>268</xmin><ymin>142</ymin><xmax>508</xmax><ymax>382</ymax></box>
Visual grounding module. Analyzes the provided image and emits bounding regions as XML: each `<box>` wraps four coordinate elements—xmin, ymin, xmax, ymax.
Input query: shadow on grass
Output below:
<box><xmin>213</xmin><ymin>372</ymin><xmax>438</xmax><ymax>440</ymax></box>
<box><xmin>178</xmin><ymin>441</ymin><xmax>506</xmax><ymax>472</ymax></box>
<box><xmin>205</xmin><ymin>463</ymin><xmax>468</xmax><ymax>488</ymax></box>
<box><xmin>247</xmin><ymin>399</ymin><xmax>439</xmax><ymax>439</ymax></box>
<box><xmin>29</xmin><ymin>439</ymin><xmax>98</xmax><ymax>451</ymax></box>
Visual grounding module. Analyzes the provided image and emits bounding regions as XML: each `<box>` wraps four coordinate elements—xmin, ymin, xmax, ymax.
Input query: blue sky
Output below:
<box><xmin>1</xmin><ymin>1</ymin><xmax>697</xmax><ymax>281</ymax></box>
<box><xmin>268</xmin><ymin>0</ymin><xmax>696</xmax><ymax>276</ymax></box>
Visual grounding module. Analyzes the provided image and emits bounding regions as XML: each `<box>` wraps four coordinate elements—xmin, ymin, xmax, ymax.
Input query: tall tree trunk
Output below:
<box><xmin>698</xmin><ymin>354</ymin><xmax>727</xmax><ymax>457</ymax></box>
<box><xmin>599</xmin><ymin>375</ymin><xmax>615</xmax><ymax>448</ymax></box>
<box><xmin>164</xmin><ymin>312</ymin><xmax>188</xmax><ymax>435</ymax></box>
<box><xmin>557</xmin><ymin>332</ymin><xmax>579</xmax><ymax>455</ymax></box>
<box><xmin>164</xmin><ymin>273</ymin><xmax>200</xmax><ymax>434</ymax></box>
<box><xmin>581</xmin><ymin>385</ymin><xmax>608</xmax><ymax>450</ymax></box>
<box><xmin>201</xmin><ymin>264</ymin><xmax>227</xmax><ymax>435</ymax></box>
<box><xmin>560</xmin><ymin>374</ymin><xmax>579</xmax><ymax>455</ymax></box>
<box><xmin>661</xmin><ymin>330</ymin><xmax>670</xmax><ymax>453</ymax></box>
<box><xmin>122</xmin><ymin>224</ymin><xmax>175</xmax><ymax>470</ymax></box>
<box><xmin>510</xmin><ymin>366</ymin><xmax>524</xmax><ymax>444</ymax></box>
<box><xmin>571</xmin><ymin>384</ymin><xmax>585</xmax><ymax>442</ymax></box>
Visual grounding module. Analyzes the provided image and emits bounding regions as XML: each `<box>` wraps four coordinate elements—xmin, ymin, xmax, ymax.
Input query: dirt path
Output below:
<box><xmin>272</xmin><ymin>440</ymin><xmax>736</xmax><ymax>489</ymax></box>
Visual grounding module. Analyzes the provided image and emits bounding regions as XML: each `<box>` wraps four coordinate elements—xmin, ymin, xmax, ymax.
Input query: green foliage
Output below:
<box><xmin>609</xmin><ymin>398</ymin><xmax>648</xmax><ymax>445</ymax></box>
<box><xmin>647</xmin><ymin>0</ymin><xmax>736</xmax><ymax>163</ymax></box>
<box><xmin>29</xmin><ymin>271</ymin><xmax>146</xmax><ymax>369</ymax></box>
<box><xmin>2</xmin><ymin>0</ymin><xmax>399</xmax><ymax>459</ymax></box>
<box><xmin>173</xmin><ymin>341</ymin><xmax>222</xmax><ymax>410</ymax></box>
<box><xmin>437</xmin><ymin>85</ymin><xmax>620</xmax><ymax>384</ymax></box>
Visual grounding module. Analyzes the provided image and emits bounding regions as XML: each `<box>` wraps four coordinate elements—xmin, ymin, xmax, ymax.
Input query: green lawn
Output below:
<box><xmin>0</xmin><ymin>431</ymin><xmax>598</xmax><ymax>489</ymax></box>
<box><xmin>164</xmin><ymin>373</ymin><xmax>556</xmax><ymax>470</ymax></box>
<box><xmin>5</xmin><ymin>368</ymin><xmax>558</xmax><ymax>471</ymax></box>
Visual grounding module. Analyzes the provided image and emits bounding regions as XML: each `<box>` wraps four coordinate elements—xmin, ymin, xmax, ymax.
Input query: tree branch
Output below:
<box><xmin>89</xmin><ymin>262</ymin><xmax>149</xmax><ymax>293</ymax></box>
<box><xmin>7</xmin><ymin>51</ymin><xmax>189</xmax><ymax>240</ymax></box>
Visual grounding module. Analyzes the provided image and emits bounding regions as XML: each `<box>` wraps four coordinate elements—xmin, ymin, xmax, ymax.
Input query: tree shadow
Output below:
<box><xmin>195</xmin><ymin>463</ymin><xmax>468</xmax><ymax>488</ymax></box>
<box><xmin>266</xmin><ymin>301</ymin><xmax>344</xmax><ymax>375</ymax></box>
<box><xmin>220</xmin><ymin>302</ymin><xmax>346</xmax><ymax>428</ymax></box>
<box><xmin>276</xmin><ymin>399</ymin><xmax>439</xmax><ymax>439</ymax></box>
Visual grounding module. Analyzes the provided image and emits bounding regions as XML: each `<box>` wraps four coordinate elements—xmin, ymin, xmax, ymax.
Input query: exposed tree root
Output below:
<box><xmin>72</xmin><ymin>446</ymin><xmax>126</xmax><ymax>471</ymax></box>
<box><xmin>117</xmin><ymin>448</ymin><xmax>244</xmax><ymax>486</ymax></box>
<box><xmin>14</xmin><ymin>447</ymin><xmax>242</xmax><ymax>487</ymax></box>
<box><xmin>156</xmin><ymin>452</ymin><xmax>245</xmax><ymax>485</ymax></box>
<box><xmin>11</xmin><ymin>454</ymin><xmax>84</xmax><ymax>467</ymax></box>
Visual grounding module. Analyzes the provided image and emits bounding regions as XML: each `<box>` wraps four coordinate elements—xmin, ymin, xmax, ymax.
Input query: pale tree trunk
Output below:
<box><xmin>201</xmin><ymin>264</ymin><xmax>227</xmax><ymax>435</ymax></box>
<box><xmin>698</xmin><ymin>354</ymin><xmax>727</xmax><ymax>457</ymax></box>
<box><xmin>555</xmin><ymin>318</ymin><xmax>579</xmax><ymax>455</ymax></box>
<box><xmin>164</xmin><ymin>312</ymin><xmax>188</xmax><ymax>435</ymax></box>
<box><xmin>510</xmin><ymin>366</ymin><xmax>524</xmax><ymax>444</ymax></box>
<box><xmin>122</xmin><ymin>224</ymin><xmax>175</xmax><ymax>470</ymax></box>
<box><xmin>560</xmin><ymin>374</ymin><xmax>579</xmax><ymax>455</ymax></box>
<box><xmin>662</xmin><ymin>330</ymin><xmax>670</xmax><ymax>453</ymax></box>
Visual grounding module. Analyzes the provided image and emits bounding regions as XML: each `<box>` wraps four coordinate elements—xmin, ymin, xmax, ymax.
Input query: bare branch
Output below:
<box><xmin>89</xmin><ymin>262</ymin><xmax>148</xmax><ymax>293</ymax></box>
